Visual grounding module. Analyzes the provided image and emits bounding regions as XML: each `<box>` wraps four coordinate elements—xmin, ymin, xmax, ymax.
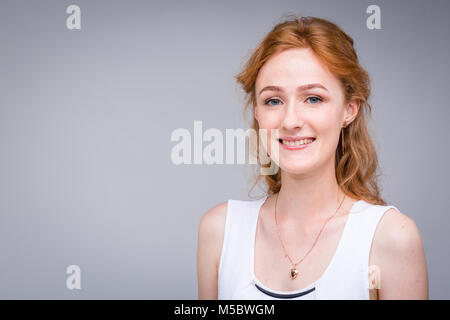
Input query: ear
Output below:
<box><xmin>344</xmin><ymin>99</ymin><xmax>360</xmax><ymax>125</ymax></box>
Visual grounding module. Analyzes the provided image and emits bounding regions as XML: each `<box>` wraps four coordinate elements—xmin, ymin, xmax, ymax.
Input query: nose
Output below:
<box><xmin>281</xmin><ymin>100</ymin><xmax>303</xmax><ymax>131</ymax></box>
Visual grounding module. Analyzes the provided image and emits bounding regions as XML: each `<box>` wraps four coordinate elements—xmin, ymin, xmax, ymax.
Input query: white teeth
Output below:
<box><xmin>281</xmin><ymin>138</ymin><xmax>314</xmax><ymax>146</ymax></box>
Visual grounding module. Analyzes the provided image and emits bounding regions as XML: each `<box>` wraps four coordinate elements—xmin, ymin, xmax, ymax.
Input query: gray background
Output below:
<box><xmin>0</xmin><ymin>0</ymin><xmax>448</xmax><ymax>299</ymax></box>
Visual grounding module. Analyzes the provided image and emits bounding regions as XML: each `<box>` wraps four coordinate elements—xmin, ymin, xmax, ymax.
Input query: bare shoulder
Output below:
<box><xmin>197</xmin><ymin>201</ymin><xmax>228</xmax><ymax>299</ymax></box>
<box><xmin>198</xmin><ymin>201</ymin><xmax>228</xmax><ymax>247</ymax></box>
<box><xmin>373</xmin><ymin>207</ymin><xmax>423</xmax><ymax>252</ymax></box>
<box><xmin>371</xmin><ymin>207</ymin><xmax>429</xmax><ymax>299</ymax></box>
<box><xmin>198</xmin><ymin>201</ymin><xmax>228</xmax><ymax>270</ymax></box>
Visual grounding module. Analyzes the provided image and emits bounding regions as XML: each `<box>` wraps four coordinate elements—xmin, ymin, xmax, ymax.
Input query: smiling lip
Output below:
<box><xmin>280</xmin><ymin>136</ymin><xmax>315</xmax><ymax>141</ymax></box>
<box><xmin>278</xmin><ymin>138</ymin><xmax>315</xmax><ymax>150</ymax></box>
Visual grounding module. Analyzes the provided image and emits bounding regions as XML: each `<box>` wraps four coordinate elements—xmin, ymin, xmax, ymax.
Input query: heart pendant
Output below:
<box><xmin>290</xmin><ymin>268</ymin><xmax>298</xmax><ymax>279</ymax></box>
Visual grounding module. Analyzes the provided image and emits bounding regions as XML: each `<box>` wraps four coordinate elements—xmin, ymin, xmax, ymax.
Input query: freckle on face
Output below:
<box><xmin>255</xmin><ymin>48</ymin><xmax>344</xmax><ymax>105</ymax></box>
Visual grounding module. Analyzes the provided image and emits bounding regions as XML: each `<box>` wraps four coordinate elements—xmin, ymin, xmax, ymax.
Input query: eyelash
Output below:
<box><xmin>264</xmin><ymin>96</ymin><xmax>324</xmax><ymax>106</ymax></box>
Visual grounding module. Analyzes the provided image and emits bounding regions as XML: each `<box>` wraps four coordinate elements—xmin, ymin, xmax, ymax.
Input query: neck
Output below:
<box><xmin>275</xmin><ymin>159</ymin><xmax>350</xmax><ymax>226</ymax></box>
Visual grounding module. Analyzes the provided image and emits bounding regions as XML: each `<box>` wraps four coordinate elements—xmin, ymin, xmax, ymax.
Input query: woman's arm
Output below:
<box><xmin>372</xmin><ymin>208</ymin><xmax>429</xmax><ymax>299</ymax></box>
<box><xmin>197</xmin><ymin>201</ymin><xmax>228</xmax><ymax>299</ymax></box>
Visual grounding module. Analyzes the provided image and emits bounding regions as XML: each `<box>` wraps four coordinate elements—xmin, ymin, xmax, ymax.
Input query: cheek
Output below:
<box><xmin>256</xmin><ymin>111</ymin><xmax>280</xmax><ymax>129</ymax></box>
<box><xmin>316</xmin><ymin>120</ymin><xmax>335</xmax><ymax>135</ymax></box>
<box><xmin>256</xmin><ymin>112</ymin><xmax>280</xmax><ymax>137</ymax></box>
<box><xmin>315</xmin><ymin>121</ymin><xmax>341</xmax><ymax>153</ymax></box>
<box><xmin>256</xmin><ymin>118</ymin><xmax>280</xmax><ymax>154</ymax></box>
<box><xmin>313</xmin><ymin>110</ymin><xmax>340</xmax><ymax>134</ymax></box>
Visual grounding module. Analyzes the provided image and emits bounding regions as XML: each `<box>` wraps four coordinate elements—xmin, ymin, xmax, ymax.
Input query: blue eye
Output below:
<box><xmin>264</xmin><ymin>98</ymin><xmax>282</xmax><ymax>106</ymax></box>
<box><xmin>306</xmin><ymin>96</ymin><xmax>323</xmax><ymax>104</ymax></box>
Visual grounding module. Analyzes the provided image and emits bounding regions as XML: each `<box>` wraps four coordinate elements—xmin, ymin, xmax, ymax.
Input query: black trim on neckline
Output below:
<box><xmin>254</xmin><ymin>283</ymin><xmax>316</xmax><ymax>299</ymax></box>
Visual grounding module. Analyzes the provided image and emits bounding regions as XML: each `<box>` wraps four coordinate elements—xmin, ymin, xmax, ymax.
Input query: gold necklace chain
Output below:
<box><xmin>274</xmin><ymin>192</ymin><xmax>346</xmax><ymax>279</ymax></box>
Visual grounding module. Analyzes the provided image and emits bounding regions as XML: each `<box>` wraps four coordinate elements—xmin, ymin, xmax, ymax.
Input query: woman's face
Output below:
<box><xmin>254</xmin><ymin>47</ymin><xmax>358</xmax><ymax>175</ymax></box>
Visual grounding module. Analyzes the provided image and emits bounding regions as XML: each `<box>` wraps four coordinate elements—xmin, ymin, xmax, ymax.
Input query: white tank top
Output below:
<box><xmin>218</xmin><ymin>194</ymin><xmax>400</xmax><ymax>300</ymax></box>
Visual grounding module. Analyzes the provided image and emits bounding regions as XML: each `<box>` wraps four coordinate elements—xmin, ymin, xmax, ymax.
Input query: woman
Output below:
<box><xmin>197</xmin><ymin>15</ymin><xmax>428</xmax><ymax>300</ymax></box>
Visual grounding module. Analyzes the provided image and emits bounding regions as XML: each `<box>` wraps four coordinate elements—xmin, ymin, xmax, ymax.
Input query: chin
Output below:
<box><xmin>279</xmin><ymin>162</ymin><xmax>312</xmax><ymax>175</ymax></box>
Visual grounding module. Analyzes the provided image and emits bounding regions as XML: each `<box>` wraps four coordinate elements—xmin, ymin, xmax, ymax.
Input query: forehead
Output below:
<box><xmin>255</xmin><ymin>47</ymin><xmax>342</xmax><ymax>93</ymax></box>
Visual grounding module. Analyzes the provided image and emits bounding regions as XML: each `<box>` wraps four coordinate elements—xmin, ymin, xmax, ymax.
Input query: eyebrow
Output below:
<box><xmin>258</xmin><ymin>83</ymin><xmax>329</xmax><ymax>96</ymax></box>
